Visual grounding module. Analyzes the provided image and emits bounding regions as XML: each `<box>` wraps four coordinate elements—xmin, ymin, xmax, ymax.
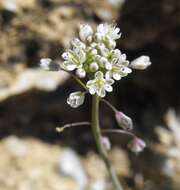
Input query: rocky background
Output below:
<box><xmin>0</xmin><ymin>0</ymin><xmax>180</xmax><ymax>190</ymax></box>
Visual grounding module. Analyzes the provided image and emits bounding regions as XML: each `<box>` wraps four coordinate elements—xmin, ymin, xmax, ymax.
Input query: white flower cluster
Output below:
<box><xmin>41</xmin><ymin>23</ymin><xmax>151</xmax><ymax>108</ymax></box>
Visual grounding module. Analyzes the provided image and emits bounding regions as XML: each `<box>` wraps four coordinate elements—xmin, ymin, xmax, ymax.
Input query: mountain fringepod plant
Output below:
<box><xmin>40</xmin><ymin>23</ymin><xmax>151</xmax><ymax>190</ymax></box>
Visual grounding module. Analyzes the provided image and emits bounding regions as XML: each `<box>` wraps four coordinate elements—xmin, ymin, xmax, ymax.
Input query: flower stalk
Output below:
<box><xmin>91</xmin><ymin>95</ymin><xmax>124</xmax><ymax>190</ymax></box>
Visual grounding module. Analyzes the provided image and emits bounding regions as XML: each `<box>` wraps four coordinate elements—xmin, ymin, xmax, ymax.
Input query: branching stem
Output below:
<box><xmin>102</xmin><ymin>129</ymin><xmax>136</xmax><ymax>138</ymax></box>
<box><xmin>101</xmin><ymin>98</ymin><xmax>118</xmax><ymax>113</ymax></box>
<box><xmin>56</xmin><ymin>121</ymin><xmax>90</xmax><ymax>133</ymax></box>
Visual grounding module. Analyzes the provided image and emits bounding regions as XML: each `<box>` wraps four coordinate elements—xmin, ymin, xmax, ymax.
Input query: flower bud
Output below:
<box><xmin>67</xmin><ymin>91</ymin><xmax>85</xmax><ymax>108</ymax></box>
<box><xmin>115</xmin><ymin>111</ymin><xmax>133</xmax><ymax>130</ymax></box>
<box><xmin>128</xmin><ymin>137</ymin><xmax>146</xmax><ymax>153</ymax></box>
<box><xmin>90</xmin><ymin>62</ymin><xmax>99</xmax><ymax>72</ymax></box>
<box><xmin>76</xmin><ymin>68</ymin><xmax>86</xmax><ymax>78</ymax></box>
<box><xmin>101</xmin><ymin>136</ymin><xmax>111</xmax><ymax>151</ymax></box>
<box><xmin>79</xmin><ymin>24</ymin><xmax>93</xmax><ymax>42</ymax></box>
<box><xmin>107</xmin><ymin>40</ymin><xmax>116</xmax><ymax>49</ymax></box>
<box><xmin>90</xmin><ymin>49</ymin><xmax>98</xmax><ymax>56</ymax></box>
<box><xmin>94</xmin><ymin>33</ymin><xmax>103</xmax><ymax>42</ymax></box>
<box><xmin>40</xmin><ymin>58</ymin><xmax>52</xmax><ymax>70</ymax></box>
<box><xmin>130</xmin><ymin>56</ymin><xmax>151</xmax><ymax>70</ymax></box>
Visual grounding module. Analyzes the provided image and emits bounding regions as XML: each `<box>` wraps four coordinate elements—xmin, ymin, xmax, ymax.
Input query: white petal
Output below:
<box><xmin>106</xmin><ymin>78</ymin><xmax>114</xmax><ymax>85</ymax></box>
<box><xmin>105</xmin><ymin>84</ymin><xmax>113</xmax><ymax>92</ymax></box>
<box><xmin>112</xmin><ymin>49</ymin><xmax>121</xmax><ymax>58</ymax></box>
<box><xmin>97</xmin><ymin>24</ymin><xmax>106</xmax><ymax>34</ymax></box>
<box><xmin>86</xmin><ymin>80</ymin><xmax>94</xmax><ymax>88</ymax></box>
<box><xmin>64</xmin><ymin>62</ymin><xmax>77</xmax><ymax>71</ymax></box>
<box><xmin>89</xmin><ymin>87</ymin><xmax>96</xmax><ymax>95</ymax></box>
<box><xmin>77</xmin><ymin>49</ymin><xmax>86</xmax><ymax>63</ymax></box>
<box><xmin>105</xmin><ymin>61</ymin><xmax>112</xmax><ymax>70</ymax></box>
<box><xmin>95</xmin><ymin>71</ymin><xmax>104</xmax><ymax>79</ymax></box>
<box><xmin>105</xmin><ymin>71</ymin><xmax>112</xmax><ymax>79</ymax></box>
<box><xmin>114</xmin><ymin>27</ymin><xmax>120</xmax><ymax>34</ymax></box>
<box><xmin>71</xmin><ymin>38</ymin><xmax>86</xmax><ymax>49</ymax></box>
<box><xmin>121</xmin><ymin>67</ymin><xmax>132</xmax><ymax>74</ymax></box>
<box><xmin>113</xmin><ymin>73</ymin><xmax>121</xmax><ymax>80</ymax></box>
<box><xmin>97</xmin><ymin>88</ymin><xmax>106</xmax><ymax>97</ymax></box>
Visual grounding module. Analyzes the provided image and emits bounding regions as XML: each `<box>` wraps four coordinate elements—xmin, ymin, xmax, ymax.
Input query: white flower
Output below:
<box><xmin>76</xmin><ymin>68</ymin><xmax>86</xmax><ymax>78</ymax></box>
<box><xmin>61</xmin><ymin>38</ymin><xmax>87</xmax><ymax>71</ymax></box>
<box><xmin>40</xmin><ymin>58</ymin><xmax>52</xmax><ymax>70</ymax></box>
<box><xmin>106</xmin><ymin>65</ymin><xmax>132</xmax><ymax>80</ymax></box>
<box><xmin>41</xmin><ymin>23</ymin><xmax>152</xmax><ymax>99</ymax></box>
<box><xmin>95</xmin><ymin>23</ymin><xmax>121</xmax><ymax>46</ymax></box>
<box><xmin>130</xmin><ymin>56</ymin><xmax>151</xmax><ymax>70</ymax></box>
<box><xmin>95</xmin><ymin>55</ymin><xmax>112</xmax><ymax>70</ymax></box>
<box><xmin>105</xmin><ymin>50</ymin><xmax>131</xmax><ymax>80</ymax></box>
<box><xmin>79</xmin><ymin>24</ymin><xmax>93</xmax><ymax>42</ymax></box>
<box><xmin>71</xmin><ymin>38</ymin><xmax>86</xmax><ymax>50</ymax></box>
<box><xmin>111</xmin><ymin>49</ymin><xmax>129</xmax><ymax>65</ymax></box>
<box><xmin>61</xmin><ymin>47</ymin><xmax>86</xmax><ymax>71</ymax></box>
<box><xmin>67</xmin><ymin>91</ymin><xmax>85</xmax><ymax>108</ymax></box>
<box><xmin>86</xmin><ymin>71</ymin><xmax>114</xmax><ymax>97</ymax></box>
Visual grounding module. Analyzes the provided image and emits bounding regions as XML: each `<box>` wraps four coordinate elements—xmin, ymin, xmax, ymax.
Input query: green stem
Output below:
<box><xmin>101</xmin><ymin>98</ymin><xmax>118</xmax><ymax>113</ymax></box>
<box><xmin>71</xmin><ymin>74</ymin><xmax>88</xmax><ymax>90</ymax></box>
<box><xmin>91</xmin><ymin>95</ymin><xmax>124</xmax><ymax>190</ymax></box>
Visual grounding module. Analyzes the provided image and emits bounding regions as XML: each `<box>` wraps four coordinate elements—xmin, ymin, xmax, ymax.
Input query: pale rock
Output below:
<box><xmin>59</xmin><ymin>148</ymin><xmax>88</xmax><ymax>190</ymax></box>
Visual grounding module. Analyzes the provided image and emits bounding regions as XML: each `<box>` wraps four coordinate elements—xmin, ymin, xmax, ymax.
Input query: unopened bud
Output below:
<box><xmin>95</xmin><ymin>33</ymin><xmax>103</xmax><ymax>42</ymax></box>
<box><xmin>107</xmin><ymin>40</ymin><xmax>116</xmax><ymax>49</ymax></box>
<box><xmin>115</xmin><ymin>111</ymin><xmax>133</xmax><ymax>130</ymax></box>
<box><xmin>76</xmin><ymin>68</ymin><xmax>86</xmax><ymax>78</ymax></box>
<box><xmin>79</xmin><ymin>24</ymin><xmax>93</xmax><ymax>42</ymax></box>
<box><xmin>101</xmin><ymin>136</ymin><xmax>111</xmax><ymax>151</ymax></box>
<box><xmin>90</xmin><ymin>62</ymin><xmax>99</xmax><ymax>72</ymax></box>
<box><xmin>67</xmin><ymin>91</ymin><xmax>85</xmax><ymax>108</ymax></box>
<box><xmin>130</xmin><ymin>56</ymin><xmax>151</xmax><ymax>70</ymax></box>
<box><xmin>90</xmin><ymin>49</ymin><xmax>98</xmax><ymax>56</ymax></box>
<box><xmin>128</xmin><ymin>137</ymin><xmax>146</xmax><ymax>153</ymax></box>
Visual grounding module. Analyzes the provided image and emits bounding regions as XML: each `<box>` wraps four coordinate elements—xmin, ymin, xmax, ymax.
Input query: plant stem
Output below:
<box><xmin>101</xmin><ymin>98</ymin><xmax>118</xmax><ymax>113</ymax></box>
<box><xmin>102</xmin><ymin>129</ymin><xmax>135</xmax><ymax>138</ymax></box>
<box><xmin>91</xmin><ymin>95</ymin><xmax>124</xmax><ymax>190</ymax></box>
<box><xmin>56</xmin><ymin>121</ymin><xmax>90</xmax><ymax>133</ymax></box>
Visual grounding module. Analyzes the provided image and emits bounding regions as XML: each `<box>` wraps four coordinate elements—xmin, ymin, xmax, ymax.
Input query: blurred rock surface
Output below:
<box><xmin>0</xmin><ymin>136</ymin><xmax>129</xmax><ymax>190</ymax></box>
